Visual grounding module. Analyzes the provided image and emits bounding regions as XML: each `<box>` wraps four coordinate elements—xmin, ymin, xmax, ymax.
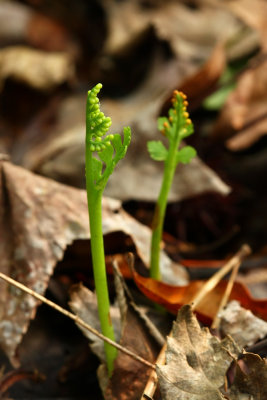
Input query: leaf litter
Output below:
<box><xmin>1</xmin><ymin>0</ymin><xmax>267</xmax><ymax>398</ymax></box>
<box><xmin>157</xmin><ymin>305</ymin><xmax>267</xmax><ymax>400</ymax></box>
<box><xmin>0</xmin><ymin>159</ymin><xmax>186</xmax><ymax>366</ymax></box>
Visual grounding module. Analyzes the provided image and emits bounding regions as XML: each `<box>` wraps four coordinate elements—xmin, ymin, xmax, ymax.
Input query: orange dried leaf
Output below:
<box><xmin>132</xmin><ymin>269</ymin><xmax>267</xmax><ymax>323</ymax></box>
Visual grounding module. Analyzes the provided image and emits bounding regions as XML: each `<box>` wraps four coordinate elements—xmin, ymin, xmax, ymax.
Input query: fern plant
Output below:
<box><xmin>148</xmin><ymin>90</ymin><xmax>196</xmax><ymax>280</ymax></box>
<box><xmin>85</xmin><ymin>83</ymin><xmax>131</xmax><ymax>374</ymax></box>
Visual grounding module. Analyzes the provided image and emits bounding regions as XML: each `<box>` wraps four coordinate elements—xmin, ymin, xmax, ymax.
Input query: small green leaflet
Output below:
<box><xmin>94</xmin><ymin>126</ymin><xmax>131</xmax><ymax>190</ymax></box>
<box><xmin>147</xmin><ymin>141</ymin><xmax>168</xmax><ymax>161</ymax></box>
<box><xmin>176</xmin><ymin>146</ymin><xmax>196</xmax><ymax>164</ymax></box>
<box><xmin>157</xmin><ymin>117</ymin><xmax>168</xmax><ymax>132</ymax></box>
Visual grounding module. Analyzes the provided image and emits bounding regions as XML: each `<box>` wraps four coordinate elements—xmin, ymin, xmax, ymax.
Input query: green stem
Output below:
<box><xmin>85</xmin><ymin>147</ymin><xmax>117</xmax><ymax>376</ymax></box>
<box><xmin>150</xmin><ymin>139</ymin><xmax>179</xmax><ymax>280</ymax></box>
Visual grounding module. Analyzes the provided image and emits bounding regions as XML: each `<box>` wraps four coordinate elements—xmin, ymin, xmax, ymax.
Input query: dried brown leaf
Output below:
<box><xmin>69</xmin><ymin>284</ymin><xmax>121</xmax><ymax>363</ymax></box>
<box><xmin>0</xmin><ymin>46</ymin><xmax>74</xmax><ymax>91</ymax></box>
<box><xmin>70</xmin><ymin>279</ymin><xmax>158</xmax><ymax>400</ymax></box>
<box><xmin>157</xmin><ymin>305</ymin><xmax>240</xmax><ymax>400</ymax></box>
<box><xmin>230</xmin><ymin>353</ymin><xmax>267</xmax><ymax>399</ymax></box>
<box><xmin>0</xmin><ymin>160</ymin><xmax>89</xmax><ymax>365</ymax></box>
<box><xmin>104</xmin><ymin>304</ymin><xmax>157</xmax><ymax>400</ymax></box>
<box><xmin>103</xmin><ymin>0</ymin><xmax>150</xmax><ymax>56</ymax></box>
<box><xmin>219</xmin><ymin>301</ymin><xmax>267</xmax><ymax>349</ymax></box>
<box><xmin>226</xmin><ymin>0</ymin><xmax>267</xmax><ymax>51</ymax></box>
<box><xmin>152</xmin><ymin>2</ymin><xmax>243</xmax><ymax>61</ymax></box>
<box><xmin>213</xmin><ymin>58</ymin><xmax>267</xmax><ymax>150</ymax></box>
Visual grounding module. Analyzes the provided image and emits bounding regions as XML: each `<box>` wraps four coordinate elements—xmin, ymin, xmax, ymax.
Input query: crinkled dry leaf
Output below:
<box><xmin>0</xmin><ymin>46</ymin><xmax>74</xmax><ymax>91</ymax></box>
<box><xmin>0</xmin><ymin>160</ymin><xmax>89</xmax><ymax>365</ymax></box>
<box><xmin>69</xmin><ymin>284</ymin><xmax>121</xmax><ymax>363</ymax></box>
<box><xmin>230</xmin><ymin>353</ymin><xmax>267</xmax><ymax>399</ymax></box>
<box><xmin>0</xmin><ymin>160</ymin><xmax>186</xmax><ymax>364</ymax></box>
<box><xmin>226</xmin><ymin>0</ymin><xmax>267</xmax><ymax>51</ymax></box>
<box><xmin>152</xmin><ymin>2</ymin><xmax>241</xmax><ymax>62</ymax></box>
<box><xmin>213</xmin><ymin>58</ymin><xmax>267</xmax><ymax>150</ymax></box>
<box><xmin>70</xmin><ymin>279</ymin><xmax>158</xmax><ymax>400</ymax></box>
<box><xmin>104</xmin><ymin>304</ymin><xmax>157</xmax><ymax>400</ymax></box>
<box><xmin>132</xmin><ymin>269</ymin><xmax>267</xmax><ymax>323</ymax></box>
<box><xmin>103</xmin><ymin>0</ymin><xmax>150</xmax><ymax>55</ymax></box>
<box><xmin>219</xmin><ymin>300</ymin><xmax>267</xmax><ymax>349</ymax></box>
<box><xmin>157</xmin><ymin>305</ymin><xmax>240</xmax><ymax>400</ymax></box>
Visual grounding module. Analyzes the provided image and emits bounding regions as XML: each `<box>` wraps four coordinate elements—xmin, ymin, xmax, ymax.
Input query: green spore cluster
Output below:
<box><xmin>86</xmin><ymin>83</ymin><xmax>131</xmax><ymax>192</ymax></box>
<box><xmin>86</xmin><ymin>83</ymin><xmax>114</xmax><ymax>152</ymax></box>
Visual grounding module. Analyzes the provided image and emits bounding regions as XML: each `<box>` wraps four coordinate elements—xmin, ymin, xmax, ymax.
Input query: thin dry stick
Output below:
<box><xmin>141</xmin><ymin>244</ymin><xmax>251</xmax><ymax>399</ymax></box>
<box><xmin>191</xmin><ymin>244</ymin><xmax>251</xmax><ymax>309</ymax></box>
<box><xmin>0</xmin><ymin>272</ymin><xmax>155</xmax><ymax>370</ymax></box>
<box><xmin>211</xmin><ymin>256</ymin><xmax>242</xmax><ymax>330</ymax></box>
<box><xmin>141</xmin><ymin>341</ymin><xmax>167</xmax><ymax>400</ymax></box>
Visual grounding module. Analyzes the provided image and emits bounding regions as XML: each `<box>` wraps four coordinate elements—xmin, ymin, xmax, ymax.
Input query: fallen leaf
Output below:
<box><xmin>0</xmin><ymin>160</ymin><xmax>89</xmax><ymax>365</ymax></box>
<box><xmin>226</xmin><ymin>0</ymin><xmax>267</xmax><ymax>51</ymax></box>
<box><xmin>177</xmin><ymin>42</ymin><xmax>226</xmax><ymax>110</ymax></box>
<box><xmin>212</xmin><ymin>57</ymin><xmax>267</xmax><ymax>150</ymax></box>
<box><xmin>0</xmin><ymin>46</ymin><xmax>74</xmax><ymax>91</ymax></box>
<box><xmin>218</xmin><ymin>300</ymin><xmax>267</xmax><ymax>349</ymax></box>
<box><xmin>0</xmin><ymin>160</ymin><xmax>186</xmax><ymax>364</ymax></box>
<box><xmin>132</xmin><ymin>269</ymin><xmax>267</xmax><ymax>323</ymax></box>
<box><xmin>69</xmin><ymin>284</ymin><xmax>121</xmax><ymax>363</ymax></box>
<box><xmin>152</xmin><ymin>1</ymin><xmax>241</xmax><ymax>62</ymax></box>
<box><xmin>102</xmin><ymin>0</ymin><xmax>151</xmax><ymax>56</ymax></box>
<box><xmin>69</xmin><ymin>278</ymin><xmax>158</xmax><ymax>400</ymax></box>
<box><xmin>230</xmin><ymin>353</ymin><xmax>267</xmax><ymax>399</ymax></box>
<box><xmin>157</xmin><ymin>305</ymin><xmax>240</xmax><ymax>400</ymax></box>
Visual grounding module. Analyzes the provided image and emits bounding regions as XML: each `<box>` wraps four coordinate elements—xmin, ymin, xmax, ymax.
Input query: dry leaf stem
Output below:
<box><xmin>191</xmin><ymin>243</ymin><xmax>251</xmax><ymax>308</ymax></box>
<box><xmin>211</xmin><ymin>255</ymin><xmax>242</xmax><ymax>329</ymax></box>
<box><xmin>0</xmin><ymin>272</ymin><xmax>155</xmax><ymax>371</ymax></box>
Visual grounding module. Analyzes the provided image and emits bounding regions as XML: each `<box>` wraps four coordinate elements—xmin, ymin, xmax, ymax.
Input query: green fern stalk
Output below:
<box><xmin>85</xmin><ymin>83</ymin><xmax>131</xmax><ymax>374</ymax></box>
<box><xmin>148</xmin><ymin>90</ymin><xmax>196</xmax><ymax>280</ymax></box>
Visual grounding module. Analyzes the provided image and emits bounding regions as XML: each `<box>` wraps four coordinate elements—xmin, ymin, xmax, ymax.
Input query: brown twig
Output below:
<box><xmin>211</xmin><ymin>255</ymin><xmax>242</xmax><ymax>330</ymax></box>
<box><xmin>191</xmin><ymin>244</ymin><xmax>251</xmax><ymax>309</ymax></box>
<box><xmin>0</xmin><ymin>272</ymin><xmax>156</xmax><ymax>371</ymax></box>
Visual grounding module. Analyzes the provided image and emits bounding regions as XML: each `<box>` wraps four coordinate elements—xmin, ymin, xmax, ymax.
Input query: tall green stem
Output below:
<box><xmin>85</xmin><ymin>148</ymin><xmax>117</xmax><ymax>375</ymax></box>
<box><xmin>150</xmin><ymin>140</ymin><xmax>179</xmax><ymax>280</ymax></box>
<box><xmin>148</xmin><ymin>90</ymin><xmax>196</xmax><ymax>281</ymax></box>
<box><xmin>85</xmin><ymin>83</ymin><xmax>130</xmax><ymax>375</ymax></box>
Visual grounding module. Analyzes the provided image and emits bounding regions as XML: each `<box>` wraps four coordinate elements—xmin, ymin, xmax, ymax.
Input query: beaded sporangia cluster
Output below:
<box><xmin>148</xmin><ymin>89</ymin><xmax>196</xmax><ymax>280</ymax></box>
<box><xmin>86</xmin><ymin>83</ymin><xmax>131</xmax><ymax>191</ymax></box>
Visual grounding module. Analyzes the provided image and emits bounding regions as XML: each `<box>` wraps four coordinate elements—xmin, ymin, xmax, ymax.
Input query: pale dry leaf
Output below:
<box><xmin>219</xmin><ymin>300</ymin><xmax>267</xmax><ymax>349</ymax></box>
<box><xmin>230</xmin><ymin>352</ymin><xmax>267</xmax><ymax>399</ymax></box>
<box><xmin>213</xmin><ymin>58</ymin><xmax>267</xmax><ymax>150</ymax></box>
<box><xmin>226</xmin><ymin>0</ymin><xmax>267</xmax><ymax>51</ymax></box>
<box><xmin>103</xmin><ymin>0</ymin><xmax>150</xmax><ymax>55</ymax></box>
<box><xmin>0</xmin><ymin>1</ymin><xmax>32</xmax><ymax>43</ymax></box>
<box><xmin>0</xmin><ymin>160</ymin><xmax>90</xmax><ymax>365</ymax></box>
<box><xmin>70</xmin><ymin>279</ymin><xmax>158</xmax><ymax>400</ymax></box>
<box><xmin>69</xmin><ymin>284</ymin><xmax>121</xmax><ymax>363</ymax></box>
<box><xmin>152</xmin><ymin>2</ymin><xmax>244</xmax><ymax>62</ymax></box>
<box><xmin>0</xmin><ymin>46</ymin><xmax>74</xmax><ymax>91</ymax></box>
<box><xmin>157</xmin><ymin>305</ymin><xmax>240</xmax><ymax>400</ymax></box>
<box><xmin>0</xmin><ymin>160</ymin><xmax>187</xmax><ymax>364</ymax></box>
<box><xmin>104</xmin><ymin>302</ymin><xmax>157</xmax><ymax>400</ymax></box>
